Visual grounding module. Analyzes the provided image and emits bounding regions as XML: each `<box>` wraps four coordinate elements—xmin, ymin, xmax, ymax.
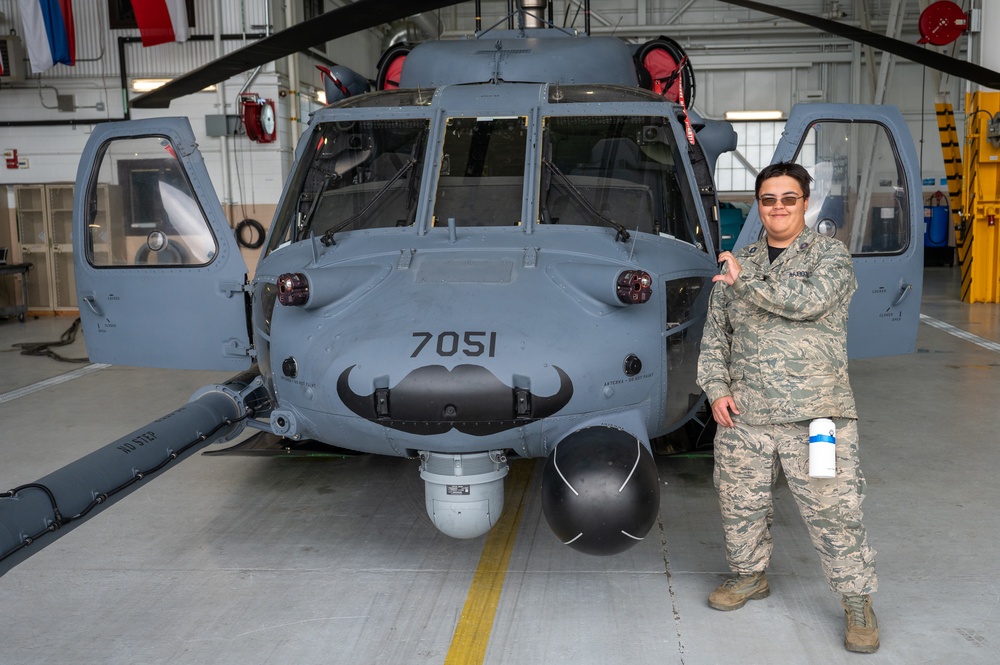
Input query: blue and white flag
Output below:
<box><xmin>18</xmin><ymin>0</ymin><xmax>75</xmax><ymax>73</ymax></box>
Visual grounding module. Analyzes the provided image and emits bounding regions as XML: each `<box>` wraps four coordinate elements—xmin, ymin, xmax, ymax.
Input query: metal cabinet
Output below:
<box><xmin>15</xmin><ymin>184</ymin><xmax>107</xmax><ymax>313</ymax></box>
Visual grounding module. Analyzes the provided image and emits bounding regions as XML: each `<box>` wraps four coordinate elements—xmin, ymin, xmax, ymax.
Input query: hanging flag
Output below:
<box><xmin>17</xmin><ymin>0</ymin><xmax>75</xmax><ymax>73</ymax></box>
<box><xmin>59</xmin><ymin>0</ymin><xmax>76</xmax><ymax>65</ymax></box>
<box><xmin>130</xmin><ymin>0</ymin><xmax>190</xmax><ymax>47</ymax></box>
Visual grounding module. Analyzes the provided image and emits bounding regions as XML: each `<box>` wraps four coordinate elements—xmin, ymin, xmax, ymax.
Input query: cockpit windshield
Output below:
<box><xmin>296</xmin><ymin>118</ymin><xmax>431</xmax><ymax>241</ymax></box>
<box><xmin>271</xmin><ymin>108</ymin><xmax>703</xmax><ymax>251</ymax></box>
<box><xmin>540</xmin><ymin>115</ymin><xmax>703</xmax><ymax>247</ymax></box>
<box><xmin>432</xmin><ymin>116</ymin><xmax>529</xmax><ymax>227</ymax></box>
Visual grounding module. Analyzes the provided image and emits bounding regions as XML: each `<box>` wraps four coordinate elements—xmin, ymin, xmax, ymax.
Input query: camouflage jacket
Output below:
<box><xmin>697</xmin><ymin>226</ymin><xmax>858</xmax><ymax>425</ymax></box>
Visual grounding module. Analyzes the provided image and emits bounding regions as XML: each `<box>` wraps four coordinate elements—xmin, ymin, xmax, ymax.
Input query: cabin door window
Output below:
<box><xmin>86</xmin><ymin>136</ymin><xmax>218</xmax><ymax>267</ymax></box>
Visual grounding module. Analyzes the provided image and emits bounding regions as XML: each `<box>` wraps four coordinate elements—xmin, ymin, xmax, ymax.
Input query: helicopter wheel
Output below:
<box><xmin>652</xmin><ymin>405</ymin><xmax>717</xmax><ymax>456</ymax></box>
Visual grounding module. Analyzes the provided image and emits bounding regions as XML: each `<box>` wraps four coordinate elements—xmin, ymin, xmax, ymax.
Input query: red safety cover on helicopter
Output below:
<box><xmin>383</xmin><ymin>55</ymin><xmax>405</xmax><ymax>90</ymax></box>
<box><xmin>642</xmin><ymin>48</ymin><xmax>683</xmax><ymax>102</ymax></box>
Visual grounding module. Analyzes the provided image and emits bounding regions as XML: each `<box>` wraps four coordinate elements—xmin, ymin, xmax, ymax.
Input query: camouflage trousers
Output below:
<box><xmin>713</xmin><ymin>418</ymin><xmax>878</xmax><ymax>595</ymax></box>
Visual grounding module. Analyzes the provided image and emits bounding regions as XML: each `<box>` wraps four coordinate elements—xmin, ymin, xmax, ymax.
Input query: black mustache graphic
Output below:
<box><xmin>337</xmin><ymin>364</ymin><xmax>574</xmax><ymax>436</ymax></box>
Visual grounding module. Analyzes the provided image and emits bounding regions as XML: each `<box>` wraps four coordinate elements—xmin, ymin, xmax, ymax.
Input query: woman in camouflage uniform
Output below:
<box><xmin>697</xmin><ymin>162</ymin><xmax>879</xmax><ymax>654</ymax></box>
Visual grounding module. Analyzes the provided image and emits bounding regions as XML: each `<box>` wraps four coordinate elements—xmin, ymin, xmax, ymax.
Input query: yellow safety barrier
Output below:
<box><xmin>935</xmin><ymin>102</ymin><xmax>963</xmax><ymax>262</ymax></box>
<box><xmin>962</xmin><ymin>92</ymin><xmax>1000</xmax><ymax>303</ymax></box>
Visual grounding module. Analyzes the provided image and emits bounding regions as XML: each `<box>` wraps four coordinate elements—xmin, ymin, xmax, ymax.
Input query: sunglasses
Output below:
<box><xmin>758</xmin><ymin>194</ymin><xmax>804</xmax><ymax>207</ymax></box>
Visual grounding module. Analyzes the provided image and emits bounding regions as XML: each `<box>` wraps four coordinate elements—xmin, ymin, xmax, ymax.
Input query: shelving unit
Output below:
<box><xmin>14</xmin><ymin>184</ymin><xmax>108</xmax><ymax>314</ymax></box>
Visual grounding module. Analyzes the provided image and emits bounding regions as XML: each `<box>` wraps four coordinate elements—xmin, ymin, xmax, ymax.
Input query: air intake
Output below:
<box><xmin>0</xmin><ymin>36</ymin><xmax>24</xmax><ymax>81</ymax></box>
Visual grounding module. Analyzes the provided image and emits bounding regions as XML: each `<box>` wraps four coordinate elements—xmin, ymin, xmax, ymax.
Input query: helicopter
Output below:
<box><xmin>1</xmin><ymin>0</ymin><xmax>993</xmax><ymax>574</ymax></box>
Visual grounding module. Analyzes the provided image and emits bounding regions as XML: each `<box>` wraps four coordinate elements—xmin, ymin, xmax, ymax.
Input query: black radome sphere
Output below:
<box><xmin>541</xmin><ymin>426</ymin><xmax>660</xmax><ymax>555</ymax></box>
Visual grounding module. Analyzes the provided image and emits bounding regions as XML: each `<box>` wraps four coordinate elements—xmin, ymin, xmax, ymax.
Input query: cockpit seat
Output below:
<box><xmin>369</xmin><ymin>151</ymin><xmax>412</xmax><ymax>181</ymax></box>
<box><xmin>566</xmin><ymin>138</ymin><xmax>659</xmax><ymax>234</ymax></box>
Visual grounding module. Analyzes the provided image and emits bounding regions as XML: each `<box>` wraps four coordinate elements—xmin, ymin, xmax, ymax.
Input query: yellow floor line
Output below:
<box><xmin>444</xmin><ymin>459</ymin><xmax>535</xmax><ymax>665</ymax></box>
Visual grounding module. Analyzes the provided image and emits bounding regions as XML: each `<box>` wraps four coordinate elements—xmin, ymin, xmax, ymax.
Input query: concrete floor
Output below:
<box><xmin>0</xmin><ymin>266</ymin><xmax>998</xmax><ymax>665</ymax></box>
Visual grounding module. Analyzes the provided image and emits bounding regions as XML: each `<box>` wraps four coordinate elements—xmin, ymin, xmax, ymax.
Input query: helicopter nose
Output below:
<box><xmin>541</xmin><ymin>426</ymin><xmax>660</xmax><ymax>556</ymax></box>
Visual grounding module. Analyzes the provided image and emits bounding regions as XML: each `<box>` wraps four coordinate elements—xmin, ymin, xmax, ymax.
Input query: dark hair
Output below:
<box><xmin>755</xmin><ymin>162</ymin><xmax>813</xmax><ymax>199</ymax></box>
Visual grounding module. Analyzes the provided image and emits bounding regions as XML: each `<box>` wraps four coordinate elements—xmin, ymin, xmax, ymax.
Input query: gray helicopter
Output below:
<box><xmin>3</xmin><ymin>0</ymin><xmax>981</xmax><ymax>574</ymax></box>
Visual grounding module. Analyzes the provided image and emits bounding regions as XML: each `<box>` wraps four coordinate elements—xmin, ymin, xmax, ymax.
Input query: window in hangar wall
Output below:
<box><xmin>108</xmin><ymin>0</ymin><xmax>196</xmax><ymax>29</ymax></box>
<box><xmin>304</xmin><ymin>0</ymin><xmax>325</xmax><ymax>20</ymax></box>
<box><xmin>714</xmin><ymin>121</ymin><xmax>817</xmax><ymax>192</ymax></box>
<box><xmin>713</xmin><ymin>120</ymin><xmax>815</xmax><ymax>251</ymax></box>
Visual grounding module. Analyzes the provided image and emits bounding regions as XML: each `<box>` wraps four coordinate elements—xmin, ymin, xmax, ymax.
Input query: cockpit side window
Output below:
<box><xmin>287</xmin><ymin>118</ymin><xmax>430</xmax><ymax>244</ymax></box>
<box><xmin>539</xmin><ymin>115</ymin><xmax>704</xmax><ymax>247</ymax></box>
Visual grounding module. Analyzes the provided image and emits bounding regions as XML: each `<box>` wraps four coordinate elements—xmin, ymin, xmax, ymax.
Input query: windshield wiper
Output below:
<box><xmin>319</xmin><ymin>157</ymin><xmax>417</xmax><ymax>246</ymax></box>
<box><xmin>541</xmin><ymin>159</ymin><xmax>631</xmax><ymax>243</ymax></box>
<box><xmin>297</xmin><ymin>174</ymin><xmax>333</xmax><ymax>240</ymax></box>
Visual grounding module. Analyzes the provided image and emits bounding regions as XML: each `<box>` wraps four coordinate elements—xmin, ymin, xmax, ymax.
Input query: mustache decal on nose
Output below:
<box><xmin>337</xmin><ymin>364</ymin><xmax>574</xmax><ymax>436</ymax></box>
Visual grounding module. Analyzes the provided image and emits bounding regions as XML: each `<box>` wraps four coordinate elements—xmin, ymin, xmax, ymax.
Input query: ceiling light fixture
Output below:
<box><xmin>724</xmin><ymin>110</ymin><xmax>785</xmax><ymax>121</ymax></box>
<box><xmin>130</xmin><ymin>78</ymin><xmax>216</xmax><ymax>93</ymax></box>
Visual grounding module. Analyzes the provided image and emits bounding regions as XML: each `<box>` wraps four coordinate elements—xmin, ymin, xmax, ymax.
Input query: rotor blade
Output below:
<box><xmin>718</xmin><ymin>0</ymin><xmax>1000</xmax><ymax>90</ymax></box>
<box><xmin>130</xmin><ymin>0</ymin><xmax>464</xmax><ymax>108</ymax></box>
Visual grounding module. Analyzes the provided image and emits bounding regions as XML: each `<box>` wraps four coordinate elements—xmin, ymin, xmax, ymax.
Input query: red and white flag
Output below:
<box><xmin>130</xmin><ymin>0</ymin><xmax>190</xmax><ymax>47</ymax></box>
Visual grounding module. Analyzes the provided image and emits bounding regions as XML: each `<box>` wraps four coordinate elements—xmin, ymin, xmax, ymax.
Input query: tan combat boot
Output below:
<box><xmin>708</xmin><ymin>572</ymin><xmax>770</xmax><ymax>611</ymax></box>
<box><xmin>842</xmin><ymin>594</ymin><xmax>880</xmax><ymax>653</ymax></box>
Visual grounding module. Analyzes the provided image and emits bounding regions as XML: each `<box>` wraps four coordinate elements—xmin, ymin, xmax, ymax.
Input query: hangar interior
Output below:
<box><xmin>1</xmin><ymin>1</ymin><xmax>999</xmax><ymax>664</ymax></box>
<box><xmin>1</xmin><ymin>272</ymin><xmax>998</xmax><ymax>663</ymax></box>
<box><xmin>2</xmin><ymin>0</ymin><xmax>998</xmax><ymax>299</ymax></box>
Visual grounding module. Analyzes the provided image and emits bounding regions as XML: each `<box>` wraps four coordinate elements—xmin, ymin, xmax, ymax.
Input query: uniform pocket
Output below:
<box><xmin>783</xmin><ymin>358</ymin><xmax>836</xmax><ymax>382</ymax></box>
<box><xmin>728</xmin><ymin>362</ymin><xmax>745</xmax><ymax>383</ymax></box>
<box><xmin>764</xmin><ymin>357</ymin><xmax>839</xmax><ymax>406</ymax></box>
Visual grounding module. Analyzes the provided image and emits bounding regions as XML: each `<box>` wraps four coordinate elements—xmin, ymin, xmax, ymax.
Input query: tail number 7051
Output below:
<box><xmin>411</xmin><ymin>331</ymin><xmax>498</xmax><ymax>358</ymax></box>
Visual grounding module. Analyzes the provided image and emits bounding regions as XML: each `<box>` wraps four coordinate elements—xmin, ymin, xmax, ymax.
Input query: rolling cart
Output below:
<box><xmin>0</xmin><ymin>263</ymin><xmax>32</xmax><ymax>322</ymax></box>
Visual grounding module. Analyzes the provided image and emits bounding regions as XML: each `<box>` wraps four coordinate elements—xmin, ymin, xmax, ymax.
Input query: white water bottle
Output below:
<box><xmin>809</xmin><ymin>418</ymin><xmax>836</xmax><ymax>478</ymax></box>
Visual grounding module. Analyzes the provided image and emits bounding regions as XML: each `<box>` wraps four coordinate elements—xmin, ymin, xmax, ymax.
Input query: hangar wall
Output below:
<box><xmin>0</xmin><ymin>1</ymin><xmax>971</xmax><ymax>188</ymax></box>
<box><xmin>0</xmin><ymin>0</ymin><xmax>985</xmax><ymax>311</ymax></box>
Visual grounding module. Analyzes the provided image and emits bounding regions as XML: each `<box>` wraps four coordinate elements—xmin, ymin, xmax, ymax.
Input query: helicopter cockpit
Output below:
<box><xmin>275</xmin><ymin>83</ymin><xmax>705</xmax><ymax>252</ymax></box>
<box><xmin>297</xmin><ymin>118</ymin><xmax>432</xmax><ymax>239</ymax></box>
<box><xmin>540</xmin><ymin>114</ymin><xmax>699</xmax><ymax>244</ymax></box>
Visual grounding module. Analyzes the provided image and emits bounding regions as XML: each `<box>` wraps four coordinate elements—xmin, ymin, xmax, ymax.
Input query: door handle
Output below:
<box><xmin>891</xmin><ymin>283</ymin><xmax>912</xmax><ymax>307</ymax></box>
<box><xmin>82</xmin><ymin>295</ymin><xmax>102</xmax><ymax>316</ymax></box>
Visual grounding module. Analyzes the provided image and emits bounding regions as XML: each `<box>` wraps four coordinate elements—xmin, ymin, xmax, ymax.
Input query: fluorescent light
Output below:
<box><xmin>130</xmin><ymin>78</ymin><xmax>217</xmax><ymax>93</ymax></box>
<box><xmin>724</xmin><ymin>110</ymin><xmax>785</xmax><ymax>121</ymax></box>
<box><xmin>131</xmin><ymin>78</ymin><xmax>170</xmax><ymax>92</ymax></box>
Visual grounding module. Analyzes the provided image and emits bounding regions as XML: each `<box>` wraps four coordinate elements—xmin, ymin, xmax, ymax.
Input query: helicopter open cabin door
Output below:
<box><xmin>73</xmin><ymin>118</ymin><xmax>253</xmax><ymax>371</ymax></box>
<box><xmin>734</xmin><ymin>104</ymin><xmax>924</xmax><ymax>359</ymax></box>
